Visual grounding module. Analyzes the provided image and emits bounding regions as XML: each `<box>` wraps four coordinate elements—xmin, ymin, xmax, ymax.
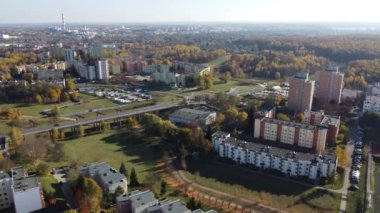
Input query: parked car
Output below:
<box><xmin>354</xmin><ymin>149</ymin><xmax>362</xmax><ymax>155</ymax></box>
<box><xmin>349</xmin><ymin>184</ymin><xmax>359</xmax><ymax>191</ymax></box>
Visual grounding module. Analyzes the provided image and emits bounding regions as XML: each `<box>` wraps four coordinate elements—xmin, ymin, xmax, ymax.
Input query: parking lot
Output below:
<box><xmin>78</xmin><ymin>87</ymin><xmax>152</xmax><ymax>104</ymax></box>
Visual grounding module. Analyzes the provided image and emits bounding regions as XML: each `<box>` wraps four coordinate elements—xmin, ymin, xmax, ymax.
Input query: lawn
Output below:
<box><xmin>206</xmin><ymin>55</ymin><xmax>231</xmax><ymax>67</ymax></box>
<box><xmin>184</xmin><ymin>158</ymin><xmax>340</xmax><ymax>212</ymax></box>
<box><xmin>56</xmin><ymin>130</ymin><xmax>161</xmax><ymax>181</ymax></box>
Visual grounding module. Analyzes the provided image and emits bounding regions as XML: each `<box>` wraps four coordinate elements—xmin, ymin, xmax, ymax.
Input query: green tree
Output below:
<box><xmin>199</xmin><ymin>76</ymin><xmax>206</xmax><ymax>90</ymax></box>
<box><xmin>78</xmin><ymin>125</ymin><xmax>85</xmax><ymax>137</ymax></box>
<box><xmin>119</xmin><ymin>162</ymin><xmax>128</xmax><ymax>177</ymax></box>
<box><xmin>276</xmin><ymin>113</ymin><xmax>290</xmax><ymax>121</ymax></box>
<box><xmin>220</xmin><ymin>71</ymin><xmax>232</xmax><ymax>83</ymax></box>
<box><xmin>113</xmin><ymin>186</ymin><xmax>124</xmax><ymax>201</ymax></box>
<box><xmin>36</xmin><ymin>162</ymin><xmax>50</xmax><ymax>176</ymax></box>
<box><xmin>129</xmin><ymin>167</ymin><xmax>140</xmax><ymax>187</ymax></box>
<box><xmin>52</xmin><ymin>105</ymin><xmax>60</xmax><ymax>119</ymax></box>
<box><xmin>179</xmin><ymin>143</ymin><xmax>188</xmax><ymax>170</ymax></box>
<box><xmin>226</xmin><ymin>107</ymin><xmax>239</xmax><ymax>122</ymax></box>
<box><xmin>160</xmin><ymin>180</ymin><xmax>167</xmax><ymax>195</ymax></box>
<box><xmin>76</xmin><ymin>177</ymin><xmax>103</xmax><ymax>213</ymax></box>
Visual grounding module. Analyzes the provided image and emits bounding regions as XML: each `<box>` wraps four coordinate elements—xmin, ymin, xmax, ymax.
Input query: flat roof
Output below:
<box><xmin>11</xmin><ymin>166</ymin><xmax>27</xmax><ymax>179</ymax></box>
<box><xmin>261</xmin><ymin>118</ymin><xmax>323</xmax><ymax>131</ymax></box>
<box><xmin>222</xmin><ymin>136</ymin><xmax>336</xmax><ymax>163</ymax></box>
<box><xmin>12</xmin><ymin>175</ymin><xmax>40</xmax><ymax>192</ymax></box>
<box><xmin>170</xmin><ymin>108</ymin><xmax>215</xmax><ymax>122</ymax></box>
<box><xmin>117</xmin><ymin>190</ymin><xmax>157</xmax><ymax>208</ymax></box>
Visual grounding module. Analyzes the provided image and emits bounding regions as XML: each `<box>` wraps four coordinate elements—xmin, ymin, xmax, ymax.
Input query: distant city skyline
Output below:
<box><xmin>1</xmin><ymin>0</ymin><xmax>380</xmax><ymax>23</ymax></box>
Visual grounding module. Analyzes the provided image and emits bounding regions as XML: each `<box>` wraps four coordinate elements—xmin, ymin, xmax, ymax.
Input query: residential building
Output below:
<box><xmin>169</xmin><ymin>108</ymin><xmax>216</xmax><ymax>127</ymax></box>
<box><xmin>116</xmin><ymin>190</ymin><xmax>158</xmax><ymax>213</ymax></box>
<box><xmin>151</xmin><ymin>61</ymin><xmax>211</xmax><ymax>87</ymax></box>
<box><xmin>341</xmin><ymin>88</ymin><xmax>358</xmax><ymax>101</ymax></box>
<box><xmin>111</xmin><ymin>64</ymin><xmax>121</xmax><ymax>75</ymax></box>
<box><xmin>367</xmin><ymin>82</ymin><xmax>380</xmax><ymax>96</ymax></box>
<box><xmin>212</xmin><ymin>132</ymin><xmax>337</xmax><ymax>180</ymax></box>
<box><xmin>11</xmin><ymin>167</ymin><xmax>44</xmax><ymax>213</ymax></box>
<box><xmin>363</xmin><ymin>95</ymin><xmax>380</xmax><ymax>114</ymax></box>
<box><xmin>126</xmin><ymin>61</ymin><xmax>148</xmax><ymax>73</ymax></box>
<box><xmin>64</xmin><ymin>48</ymin><xmax>76</xmax><ymax>62</ymax></box>
<box><xmin>288</xmin><ymin>72</ymin><xmax>315</xmax><ymax>112</ymax></box>
<box><xmin>88</xmin><ymin>66</ymin><xmax>96</xmax><ymax>80</ymax></box>
<box><xmin>318</xmin><ymin>67</ymin><xmax>344</xmax><ymax>104</ymax></box>
<box><xmin>36</xmin><ymin>70</ymin><xmax>64</xmax><ymax>80</ymax></box>
<box><xmin>254</xmin><ymin>104</ymin><xmax>276</xmax><ymax>119</ymax></box>
<box><xmin>147</xmin><ymin>200</ymin><xmax>191</xmax><ymax>213</ymax></box>
<box><xmin>144</xmin><ymin>64</ymin><xmax>169</xmax><ymax>74</ymax></box>
<box><xmin>0</xmin><ymin>171</ymin><xmax>13</xmax><ymax>211</ymax></box>
<box><xmin>96</xmin><ymin>60</ymin><xmax>110</xmax><ymax>81</ymax></box>
<box><xmin>303</xmin><ymin>110</ymin><xmax>340</xmax><ymax>145</ymax></box>
<box><xmin>79</xmin><ymin>162</ymin><xmax>128</xmax><ymax>194</ymax></box>
<box><xmin>254</xmin><ymin>117</ymin><xmax>327</xmax><ymax>152</ymax></box>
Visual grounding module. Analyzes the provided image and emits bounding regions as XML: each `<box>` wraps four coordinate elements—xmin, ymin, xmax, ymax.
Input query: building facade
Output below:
<box><xmin>288</xmin><ymin>72</ymin><xmax>315</xmax><ymax>112</ymax></box>
<box><xmin>0</xmin><ymin>171</ymin><xmax>13</xmax><ymax>211</ymax></box>
<box><xmin>303</xmin><ymin>110</ymin><xmax>340</xmax><ymax>145</ymax></box>
<box><xmin>96</xmin><ymin>60</ymin><xmax>110</xmax><ymax>81</ymax></box>
<box><xmin>64</xmin><ymin>48</ymin><xmax>76</xmax><ymax>62</ymax></box>
<box><xmin>363</xmin><ymin>95</ymin><xmax>380</xmax><ymax>114</ymax></box>
<box><xmin>169</xmin><ymin>108</ymin><xmax>216</xmax><ymax>127</ymax></box>
<box><xmin>318</xmin><ymin>67</ymin><xmax>344</xmax><ymax>104</ymax></box>
<box><xmin>11</xmin><ymin>167</ymin><xmax>44</xmax><ymax>213</ymax></box>
<box><xmin>213</xmin><ymin>132</ymin><xmax>337</xmax><ymax>180</ymax></box>
<box><xmin>254</xmin><ymin>118</ymin><xmax>327</xmax><ymax>152</ymax></box>
<box><xmin>116</xmin><ymin>190</ymin><xmax>158</xmax><ymax>213</ymax></box>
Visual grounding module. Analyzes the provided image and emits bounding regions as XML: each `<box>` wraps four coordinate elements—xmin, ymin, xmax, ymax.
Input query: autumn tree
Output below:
<box><xmin>160</xmin><ymin>180</ymin><xmax>167</xmax><ymax>195</ymax></box>
<box><xmin>52</xmin><ymin>128</ymin><xmax>59</xmax><ymax>142</ymax></box>
<box><xmin>335</xmin><ymin>146</ymin><xmax>349</xmax><ymax>167</ymax></box>
<box><xmin>296</xmin><ymin>113</ymin><xmax>305</xmax><ymax>122</ymax></box>
<box><xmin>34</xmin><ymin>94</ymin><xmax>43</xmax><ymax>104</ymax></box>
<box><xmin>9</xmin><ymin>127</ymin><xmax>23</xmax><ymax>154</ymax></box>
<box><xmin>215</xmin><ymin>113</ymin><xmax>225</xmax><ymax>125</ymax></box>
<box><xmin>74</xmin><ymin>177</ymin><xmax>103</xmax><ymax>213</ymax></box>
<box><xmin>220</xmin><ymin>71</ymin><xmax>232</xmax><ymax>83</ymax></box>
<box><xmin>276</xmin><ymin>113</ymin><xmax>290</xmax><ymax>121</ymax></box>
<box><xmin>19</xmin><ymin>136</ymin><xmax>48</xmax><ymax>164</ymax></box>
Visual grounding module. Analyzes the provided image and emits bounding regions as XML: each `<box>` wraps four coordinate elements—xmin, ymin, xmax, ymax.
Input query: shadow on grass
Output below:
<box><xmin>289</xmin><ymin>189</ymin><xmax>340</xmax><ymax>211</ymax></box>
<box><xmin>186</xmin><ymin>158</ymin><xmax>312</xmax><ymax>196</ymax></box>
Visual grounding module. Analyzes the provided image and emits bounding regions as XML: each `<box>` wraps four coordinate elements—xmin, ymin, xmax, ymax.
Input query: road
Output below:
<box><xmin>22</xmin><ymin>102</ymin><xmax>179</xmax><ymax>136</ymax></box>
<box><xmin>374</xmin><ymin>160</ymin><xmax>380</xmax><ymax>212</ymax></box>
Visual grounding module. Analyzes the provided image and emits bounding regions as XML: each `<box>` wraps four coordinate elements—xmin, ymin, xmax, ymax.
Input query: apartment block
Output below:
<box><xmin>96</xmin><ymin>60</ymin><xmax>110</xmax><ymax>81</ymax></box>
<box><xmin>288</xmin><ymin>72</ymin><xmax>315</xmax><ymax>112</ymax></box>
<box><xmin>79</xmin><ymin>162</ymin><xmax>128</xmax><ymax>194</ymax></box>
<box><xmin>363</xmin><ymin>95</ymin><xmax>380</xmax><ymax>114</ymax></box>
<box><xmin>303</xmin><ymin>110</ymin><xmax>340</xmax><ymax>145</ymax></box>
<box><xmin>64</xmin><ymin>48</ymin><xmax>76</xmax><ymax>62</ymax></box>
<box><xmin>11</xmin><ymin>167</ymin><xmax>44</xmax><ymax>213</ymax></box>
<box><xmin>254</xmin><ymin>118</ymin><xmax>327</xmax><ymax>152</ymax></box>
<box><xmin>212</xmin><ymin>132</ymin><xmax>337</xmax><ymax>180</ymax></box>
<box><xmin>0</xmin><ymin>171</ymin><xmax>13</xmax><ymax>211</ymax></box>
<box><xmin>318</xmin><ymin>67</ymin><xmax>344</xmax><ymax>104</ymax></box>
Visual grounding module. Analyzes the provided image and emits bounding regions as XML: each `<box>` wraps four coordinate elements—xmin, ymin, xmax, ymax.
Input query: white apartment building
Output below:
<box><xmin>363</xmin><ymin>95</ymin><xmax>380</xmax><ymax>114</ymax></box>
<box><xmin>88</xmin><ymin>66</ymin><xmax>96</xmax><ymax>80</ymax></box>
<box><xmin>80</xmin><ymin>162</ymin><xmax>128</xmax><ymax>194</ymax></box>
<box><xmin>0</xmin><ymin>171</ymin><xmax>13</xmax><ymax>211</ymax></box>
<box><xmin>11</xmin><ymin>167</ymin><xmax>44</xmax><ymax>213</ymax></box>
<box><xmin>96</xmin><ymin>60</ymin><xmax>110</xmax><ymax>81</ymax></box>
<box><xmin>212</xmin><ymin>132</ymin><xmax>337</xmax><ymax>180</ymax></box>
<box><xmin>254</xmin><ymin>118</ymin><xmax>327</xmax><ymax>152</ymax></box>
<box><xmin>64</xmin><ymin>48</ymin><xmax>76</xmax><ymax>62</ymax></box>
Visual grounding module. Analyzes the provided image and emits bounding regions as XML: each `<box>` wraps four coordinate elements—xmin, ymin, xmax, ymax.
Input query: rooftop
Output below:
<box><xmin>117</xmin><ymin>190</ymin><xmax>157</xmax><ymax>208</ymax></box>
<box><xmin>80</xmin><ymin>162</ymin><xmax>127</xmax><ymax>185</ymax></box>
<box><xmin>12</xmin><ymin>175</ymin><xmax>40</xmax><ymax>192</ymax></box>
<box><xmin>158</xmin><ymin>200</ymin><xmax>190</xmax><ymax>213</ymax></box>
<box><xmin>0</xmin><ymin>171</ymin><xmax>10</xmax><ymax>180</ymax></box>
<box><xmin>260</xmin><ymin>117</ymin><xmax>324</xmax><ymax>131</ymax></box>
<box><xmin>170</xmin><ymin>108</ymin><xmax>215</xmax><ymax>122</ymax></box>
<box><xmin>221</xmin><ymin>135</ymin><xmax>336</xmax><ymax>163</ymax></box>
<box><xmin>11</xmin><ymin>166</ymin><xmax>27</xmax><ymax>179</ymax></box>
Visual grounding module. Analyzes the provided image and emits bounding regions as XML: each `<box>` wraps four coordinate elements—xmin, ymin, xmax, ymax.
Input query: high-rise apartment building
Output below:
<box><xmin>96</xmin><ymin>60</ymin><xmax>110</xmax><ymax>81</ymax></box>
<box><xmin>288</xmin><ymin>72</ymin><xmax>315</xmax><ymax>112</ymax></box>
<box><xmin>318</xmin><ymin>67</ymin><xmax>344</xmax><ymax>104</ymax></box>
<box><xmin>64</xmin><ymin>48</ymin><xmax>76</xmax><ymax>62</ymax></box>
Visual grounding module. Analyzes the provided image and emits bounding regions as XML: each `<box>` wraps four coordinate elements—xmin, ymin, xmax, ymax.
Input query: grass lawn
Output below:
<box><xmin>185</xmin><ymin>158</ymin><xmax>340</xmax><ymax>212</ymax></box>
<box><xmin>323</xmin><ymin>167</ymin><xmax>345</xmax><ymax>190</ymax></box>
<box><xmin>55</xmin><ymin>130</ymin><xmax>161</xmax><ymax>181</ymax></box>
<box><xmin>206</xmin><ymin>55</ymin><xmax>231</xmax><ymax>67</ymax></box>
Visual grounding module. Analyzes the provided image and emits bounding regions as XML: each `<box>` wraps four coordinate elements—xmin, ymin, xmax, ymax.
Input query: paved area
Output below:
<box><xmin>374</xmin><ymin>161</ymin><xmax>380</xmax><ymax>213</ymax></box>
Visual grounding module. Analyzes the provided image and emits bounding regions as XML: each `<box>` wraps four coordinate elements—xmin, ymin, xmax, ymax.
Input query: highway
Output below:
<box><xmin>22</xmin><ymin>102</ymin><xmax>179</xmax><ymax>136</ymax></box>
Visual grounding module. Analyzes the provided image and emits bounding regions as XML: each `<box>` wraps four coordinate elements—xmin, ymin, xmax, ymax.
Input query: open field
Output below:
<box><xmin>206</xmin><ymin>55</ymin><xmax>231</xmax><ymax>67</ymax></box>
<box><xmin>184</xmin><ymin>158</ymin><xmax>340</xmax><ymax>213</ymax></box>
<box><xmin>50</xmin><ymin>130</ymin><xmax>161</xmax><ymax>181</ymax></box>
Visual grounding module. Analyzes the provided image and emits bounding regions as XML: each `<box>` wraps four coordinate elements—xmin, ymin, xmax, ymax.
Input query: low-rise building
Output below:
<box><xmin>0</xmin><ymin>171</ymin><xmax>13</xmax><ymax>211</ymax></box>
<box><xmin>147</xmin><ymin>200</ymin><xmax>191</xmax><ymax>213</ymax></box>
<box><xmin>368</xmin><ymin>82</ymin><xmax>380</xmax><ymax>96</ymax></box>
<box><xmin>212</xmin><ymin>132</ymin><xmax>337</xmax><ymax>180</ymax></box>
<box><xmin>36</xmin><ymin>70</ymin><xmax>64</xmax><ymax>80</ymax></box>
<box><xmin>169</xmin><ymin>108</ymin><xmax>216</xmax><ymax>127</ymax></box>
<box><xmin>79</xmin><ymin>162</ymin><xmax>128</xmax><ymax>194</ymax></box>
<box><xmin>116</xmin><ymin>190</ymin><xmax>158</xmax><ymax>213</ymax></box>
<box><xmin>11</xmin><ymin>166</ymin><xmax>44</xmax><ymax>213</ymax></box>
<box><xmin>363</xmin><ymin>95</ymin><xmax>380</xmax><ymax>114</ymax></box>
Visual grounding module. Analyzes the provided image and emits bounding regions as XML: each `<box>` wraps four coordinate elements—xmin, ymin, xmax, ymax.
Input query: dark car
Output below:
<box><xmin>54</xmin><ymin>123</ymin><xmax>60</xmax><ymax>127</ymax></box>
<box><xmin>349</xmin><ymin>184</ymin><xmax>359</xmax><ymax>191</ymax></box>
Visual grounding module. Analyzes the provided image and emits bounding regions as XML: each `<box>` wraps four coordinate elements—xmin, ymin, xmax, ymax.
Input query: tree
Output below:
<box><xmin>220</xmin><ymin>71</ymin><xmax>232</xmax><ymax>83</ymax></box>
<box><xmin>276</xmin><ymin>113</ymin><xmax>290</xmax><ymax>121</ymax></box>
<box><xmin>335</xmin><ymin>146</ymin><xmax>349</xmax><ymax>167</ymax></box>
<box><xmin>237</xmin><ymin>111</ymin><xmax>248</xmax><ymax>124</ymax></box>
<box><xmin>160</xmin><ymin>180</ymin><xmax>167</xmax><ymax>195</ymax></box>
<box><xmin>275</xmin><ymin>71</ymin><xmax>281</xmax><ymax>79</ymax></box>
<box><xmin>215</xmin><ymin>113</ymin><xmax>225</xmax><ymax>125</ymax></box>
<box><xmin>100</xmin><ymin>120</ymin><xmax>109</xmax><ymax>132</ymax></box>
<box><xmin>226</xmin><ymin>107</ymin><xmax>239</xmax><ymax>122</ymax></box>
<box><xmin>205</xmin><ymin>74</ymin><xmax>213</xmax><ymax>89</ymax></box>
<box><xmin>9</xmin><ymin>127</ymin><xmax>23</xmax><ymax>154</ymax></box>
<box><xmin>113</xmin><ymin>186</ymin><xmax>124</xmax><ymax>201</ymax></box>
<box><xmin>74</xmin><ymin>177</ymin><xmax>103</xmax><ymax>213</ymax></box>
<box><xmin>119</xmin><ymin>162</ymin><xmax>128</xmax><ymax>177</ymax></box>
<box><xmin>34</xmin><ymin>94</ymin><xmax>43</xmax><ymax>104</ymax></box>
<box><xmin>52</xmin><ymin>128</ymin><xmax>59</xmax><ymax>142</ymax></box>
<box><xmin>78</xmin><ymin>125</ymin><xmax>85</xmax><ymax>137</ymax></box>
<box><xmin>52</xmin><ymin>105</ymin><xmax>60</xmax><ymax>119</ymax></box>
<box><xmin>129</xmin><ymin>167</ymin><xmax>140</xmax><ymax>187</ymax></box>
<box><xmin>179</xmin><ymin>143</ymin><xmax>188</xmax><ymax>170</ymax></box>
<box><xmin>36</xmin><ymin>162</ymin><xmax>50</xmax><ymax>176</ymax></box>
<box><xmin>199</xmin><ymin>76</ymin><xmax>206</xmax><ymax>90</ymax></box>
<box><xmin>296</xmin><ymin>113</ymin><xmax>305</xmax><ymax>122</ymax></box>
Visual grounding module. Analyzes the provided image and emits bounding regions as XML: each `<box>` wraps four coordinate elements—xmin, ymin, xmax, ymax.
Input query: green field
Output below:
<box><xmin>53</xmin><ymin>130</ymin><xmax>161</xmax><ymax>181</ymax></box>
<box><xmin>185</xmin><ymin>158</ymin><xmax>340</xmax><ymax>213</ymax></box>
<box><xmin>206</xmin><ymin>55</ymin><xmax>231</xmax><ymax>67</ymax></box>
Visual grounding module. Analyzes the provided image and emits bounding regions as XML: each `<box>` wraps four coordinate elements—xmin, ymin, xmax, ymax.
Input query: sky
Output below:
<box><xmin>1</xmin><ymin>0</ymin><xmax>380</xmax><ymax>23</ymax></box>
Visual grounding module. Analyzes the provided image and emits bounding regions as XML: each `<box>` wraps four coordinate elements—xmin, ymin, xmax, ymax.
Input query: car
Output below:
<box><xmin>352</xmin><ymin>165</ymin><xmax>361</xmax><ymax>170</ymax></box>
<box><xmin>355</xmin><ymin>144</ymin><xmax>362</xmax><ymax>149</ymax></box>
<box><xmin>54</xmin><ymin>123</ymin><xmax>60</xmax><ymax>127</ymax></box>
<box><xmin>354</xmin><ymin>149</ymin><xmax>362</xmax><ymax>155</ymax></box>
